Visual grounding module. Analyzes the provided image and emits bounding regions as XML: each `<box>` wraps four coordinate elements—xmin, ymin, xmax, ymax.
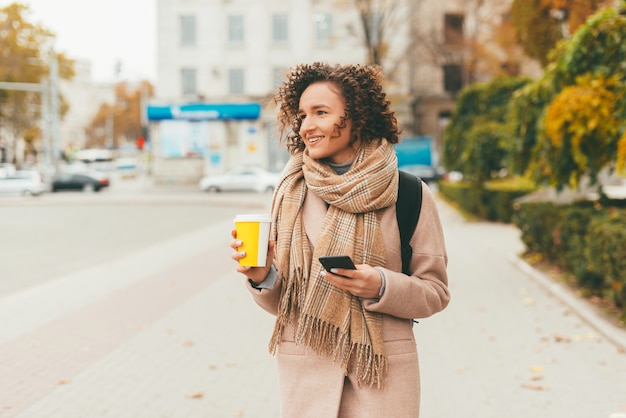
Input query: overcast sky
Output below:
<box><xmin>2</xmin><ymin>0</ymin><xmax>157</xmax><ymax>83</ymax></box>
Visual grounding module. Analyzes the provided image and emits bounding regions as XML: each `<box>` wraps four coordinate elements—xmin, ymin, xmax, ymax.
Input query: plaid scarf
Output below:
<box><xmin>269</xmin><ymin>138</ymin><xmax>399</xmax><ymax>387</ymax></box>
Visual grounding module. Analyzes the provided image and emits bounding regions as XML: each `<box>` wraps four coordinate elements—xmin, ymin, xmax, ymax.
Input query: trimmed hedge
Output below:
<box><xmin>438</xmin><ymin>179</ymin><xmax>536</xmax><ymax>222</ymax></box>
<box><xmin>440</xmin><ymin>179</ymin><xmax>626</xmax><ymax>318</ymax></box>
<box><xmin>512</xmin><ymin>201</ymin><xmax>626</xmax><ymax>312</ymax></box>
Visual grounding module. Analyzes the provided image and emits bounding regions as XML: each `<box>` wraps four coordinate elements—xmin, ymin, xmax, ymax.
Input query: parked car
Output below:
<box><xmin>0</xmin><ymin>163</ymin><xmax>17</xmax><ymax>178</ymax></box>
<box><xmin>0</xmin><ymin>170</ymin><xmax>47</xmax><ymax>196</ymax></box>
<box><xmin>198</xmin><ymin>167</ymin><xmax>280</xmax><ymax>193</ymax></box>
<box><xmin>51</xmin><ymin>171</ymin><xmax>110</xmax><ymax>192</ymax></box>
<box><xmin>399</xmin><ymin>164</ymin><xmax>441</xmax><ymax>183</ymax></box>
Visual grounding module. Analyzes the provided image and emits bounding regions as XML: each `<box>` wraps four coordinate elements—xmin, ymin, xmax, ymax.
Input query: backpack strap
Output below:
<box><xmin>396</xmin><ymin>170</ymin><xmax>423</xmax><ymax>276</ymax></box>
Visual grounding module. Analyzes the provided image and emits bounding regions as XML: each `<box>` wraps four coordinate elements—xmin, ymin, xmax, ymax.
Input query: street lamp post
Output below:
<box><xmin>40</xmin><ymin>79</ymin><xmax>51</xmax><ymax>168</ymax></box>
<box><xmin>48</xmin><ymin>50</ymin><xmax>61</xmax><ymax>167</ymax></box>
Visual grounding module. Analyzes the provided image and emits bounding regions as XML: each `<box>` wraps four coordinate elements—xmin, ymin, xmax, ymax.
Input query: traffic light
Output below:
<box><xmin>136</xmin><ymin>136</ymin><xmax>145</xmax><ymax>150</ymax></box>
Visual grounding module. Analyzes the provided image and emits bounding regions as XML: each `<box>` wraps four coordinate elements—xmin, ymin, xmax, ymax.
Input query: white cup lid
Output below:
<box><xmin>234</xmin><ymin>213</ymin><xmax>272</xmax><ymax>223</ymax></box>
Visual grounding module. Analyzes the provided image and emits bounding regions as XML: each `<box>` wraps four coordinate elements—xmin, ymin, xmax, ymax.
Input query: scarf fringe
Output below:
<box><xmin>269</xmin><ymin>266</ymin><xmax>305</xmax><ymax>354</ymax></box>
<box><xmin>293</xmin><ymin>313</ymin><xmax>388</xmax><ymax>388</ymax></box>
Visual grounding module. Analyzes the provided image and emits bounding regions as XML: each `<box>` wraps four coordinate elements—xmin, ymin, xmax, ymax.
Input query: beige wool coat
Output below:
<box><xmin>246</xmin><ymin>181</ymin><xmax>450</xmax><ymax>418</ymax></box>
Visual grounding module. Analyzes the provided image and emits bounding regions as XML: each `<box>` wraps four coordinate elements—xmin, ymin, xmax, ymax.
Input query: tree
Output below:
<box><xmin>84</xmin><ymin>81</ymin><xmax>154</xmax><ymax>149</ymax></box>
<box><xmin>510</xmin><ymin>5</ymin><xmax>626</xmax><ymax>189</ymax></box>
<box><xmin>409</xmin><ymin>0</ymin><xmax>526</xmax><ymax>86</ymax></box>
<box><xmin>442</xmin><ymin>75</ymin><xmax>531</xmax><ymax>182</ymax></box>
<box><xmin>540</xmin><ymin>74</ymin><xmax>622</xmax><ymax>188</ymax></box>
<box><xmin>0</xmin><ymin>3</ymin><xmax>74</xmax><ymax>163</ymax></box>
<box><xmin>463</xmin><ymin>121</ymin><xmax>510</xmax><ymax>183</ymax></box>
<box><xmin>510</xmin><ymin>0</ymin><xmax>607</xmax><ymax>67</ymax></box>
<box><xmin>335</xmin><ymin>0</ymin><xmax>416</xmax><ymax>84</ymax></box>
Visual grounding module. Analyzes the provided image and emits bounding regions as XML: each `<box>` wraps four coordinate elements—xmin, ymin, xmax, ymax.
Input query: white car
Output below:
<box><xmin>199</xmin><ymin>167</ymin><xmax>280</xmax><ymax>193</ymax></box>
<box><xmin>0</xmin><ymin>163</ymin><xmax>16</xmax><ymax>178</ymax></box>
<box><xmin>0</xmin><ymin>170</ymin><xmax>47</xmax><ymax>196</ymax></box>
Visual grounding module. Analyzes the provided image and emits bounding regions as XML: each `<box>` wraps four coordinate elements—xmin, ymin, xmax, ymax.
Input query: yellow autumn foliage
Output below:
<box><xmin>617</xmin><ymin>131</ymin><xmax>626</xmax><ymax>174</ymax></box>
<box><xmin>544</xmin><ymin>74</ymin><xmax>620</xmax><ymax>172</ymax></box>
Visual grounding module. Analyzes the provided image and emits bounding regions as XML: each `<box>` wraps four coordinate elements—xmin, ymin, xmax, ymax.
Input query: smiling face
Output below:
<box><xmin>297</xmin><ymin>82</ymin><xmax>358</xmax><ymax>164</ymax></box>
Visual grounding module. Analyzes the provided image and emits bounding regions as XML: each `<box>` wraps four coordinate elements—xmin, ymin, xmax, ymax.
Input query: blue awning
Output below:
<box><xmin>147</xmin><ymin>103</ymin><xmax>261</xmax><ymax>121</ymax></box>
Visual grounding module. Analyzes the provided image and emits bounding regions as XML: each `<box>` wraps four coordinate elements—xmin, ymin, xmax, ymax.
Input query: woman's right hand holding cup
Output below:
<box><xmin>230</xmin><ymin>229</ymin><xmax>274</xmax><ymax>285</ymax></box>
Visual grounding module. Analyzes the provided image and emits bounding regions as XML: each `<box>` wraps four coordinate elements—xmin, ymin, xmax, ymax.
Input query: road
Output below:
<box><xmin>1</xmin><ymin>173</ymin><xmax>625</xmax><ymax>418</ymax></box>
<box><xmin>0</xmin><ymin>173</ymin><xmax>271</xmax><ymax>298</ymax></box>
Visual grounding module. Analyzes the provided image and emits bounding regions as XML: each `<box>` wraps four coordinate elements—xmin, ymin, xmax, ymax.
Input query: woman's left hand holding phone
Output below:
<box><xmin>230</xmin><ymin>229</ymin><xmax>274</xmax><ymax>285</ymax></box>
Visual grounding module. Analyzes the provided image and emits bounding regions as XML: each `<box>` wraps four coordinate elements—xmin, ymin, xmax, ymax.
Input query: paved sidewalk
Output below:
<box><xmin>1</xmin><ymin>194</ymin><xmax>626</xmax><ymax>418</ymax></box>
<box><xmin>1</xmin><ymin>218</ymin><xmax>280</xmax><ymax>418</ymax></box>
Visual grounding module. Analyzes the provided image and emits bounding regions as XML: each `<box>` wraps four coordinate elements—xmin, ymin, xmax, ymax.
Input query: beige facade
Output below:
<box><xmin>407</xmin><ymin>0</ymin><xmax>542</xmax><ymax>151</ymax></box>
<box><xmin>153</xmin><ymin>0</ymin><xmax>541</xmax><ymax>181</ymax></box>
<box><xmin>59</xmin><ymin>61</ymin><xmax>115</xmax><ymax>150</ymax></box>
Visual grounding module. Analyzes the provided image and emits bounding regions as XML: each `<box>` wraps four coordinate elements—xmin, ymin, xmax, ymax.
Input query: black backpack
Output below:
<box><xmin>396</xmin><ymin>170</ymin><xmax>423</xmax><ymax>275</ymax></box>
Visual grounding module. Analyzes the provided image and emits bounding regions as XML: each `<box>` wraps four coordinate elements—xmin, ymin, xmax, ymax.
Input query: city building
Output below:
<box><xmin>59</xmin><ymin>60</ymin><xmax>115</xmax><ymax>151</ymax></box>
<box><xmin>151</xmin><ymin>0</ymin><xmax>541</xmax><ymax>183</ymax></box>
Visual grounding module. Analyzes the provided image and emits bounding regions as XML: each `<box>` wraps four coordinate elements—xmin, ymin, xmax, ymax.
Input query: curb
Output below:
<box><xmin>509</xmin><ymin>253</ymin><xmax>626</xmax><ymax>352</ymax></box>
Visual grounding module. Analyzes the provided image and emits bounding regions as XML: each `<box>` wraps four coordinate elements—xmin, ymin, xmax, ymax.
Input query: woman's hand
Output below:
<box><xmin>230</xmin><ymin>229</ymin><xmax>274</xmax><ymax>285</ymax></box>
<box><xmin>323</xmin><ymin>264</ymin><xmax>382</xmax><ymax>299</ymax></box>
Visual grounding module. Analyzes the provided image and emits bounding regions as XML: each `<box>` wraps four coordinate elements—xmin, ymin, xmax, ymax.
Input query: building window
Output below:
<box><xmin>180</xmin><ymin>15</ymin><xmax>196</xmax><ymax>46</ymax></box>
<box><xmin>444</xmin><ymin>13</ymin><xmax>464</xmax><ymax>44</ymax></box>
<box><xmin>314</xmin><ymin>13</ymin><xmax>332</xmax><ymax>45</ymax></box>
<box><xmin>443</xmin><ymin>64</ymin><xmax>463</xmax><ymax>94</ymax></box>
<box><xmin>229</xmin><ymin>68</ymin><xmax>245</xmax><ymax>94</ymax></box>
<box><xmin>272</xmin><ymin>14</ymin><xmax>288</xmax><ymax>44</ymax></box>
<box><xmin>228</xmin><ymin>15</ymin><xmax>245</xmax><ymax>44</ymax></box>
<box><xmin>181</xmin><ymin>68</ymin><xmax>197</xmax><ymax>96</ymax></box>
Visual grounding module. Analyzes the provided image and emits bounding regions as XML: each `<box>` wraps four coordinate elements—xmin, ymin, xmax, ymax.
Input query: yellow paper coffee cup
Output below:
<box><xmin>234</xmin><ymin>214</ymin><xmax>272</xmax><ymax>267</ymax></box>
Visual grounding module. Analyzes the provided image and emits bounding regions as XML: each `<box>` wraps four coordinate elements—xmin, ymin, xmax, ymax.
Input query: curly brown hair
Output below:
<box><xmin>273</xmin><ymin>62</ymin><xmax>400</xmax><ymax>154</ymax></box>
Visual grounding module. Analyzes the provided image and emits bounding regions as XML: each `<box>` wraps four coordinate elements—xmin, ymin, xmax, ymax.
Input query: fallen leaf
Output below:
<box><xmin>522</xmin><ymin>297</ymin><xmax>535</xmax><ymax>305</ymax></box>
<box><xmin>530</xmin><ymin>365</ymin><xmax>544</xmax><ymax>373</ymax></box>
<box><xmin>530</xmin><ymin>374</ymin><xmax>543</xmax><ymax>381</ymax></box>
<box><xmin>521</xmin><ymin>383</ymin><xmax>549</xmax><ymax>391</ymax></box>
<box><xmin>188</xmin><ymin>392</ymin><xmax>204</xmax><ymax>399</ymax></box>
<box><xmin>183</xmin><ymin>340</ymin><xmax>194</xmax><ymax>347</ymax></box>
<box><xmin>554</xmin><ymin>334</ymin><xmax>571</xmax><ymax>343</ymax></box>
<box><xmin>58</xmin><ymin>379</ymin><xmax>70</xmax><ymax>385</ymax></box>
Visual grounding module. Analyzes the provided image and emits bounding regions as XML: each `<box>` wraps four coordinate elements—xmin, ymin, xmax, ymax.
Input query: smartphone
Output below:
<box><xmin>319</xmin><ymin>255</ymin><xmax>357</xmax><ymax>272</ymax></box>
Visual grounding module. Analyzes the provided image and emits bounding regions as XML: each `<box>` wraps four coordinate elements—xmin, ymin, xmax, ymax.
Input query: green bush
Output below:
<box><xmin>585</xmin><ymin>213</ymin><xmax>626</xmax><ymax>308</ymax></box>
<box><xmin>512</xmin><ymin>202</ymin><xmax>562</xmax><ymax>257</ymax></box>
<box><xmin>512</xmin><ymin>200</ymin><xmax>626</xmax><ymax>316</ymax></box>
<box><xmin>438</xmin><ymin>178</ymin><xmax>535</xmax><ymax>223</ymax></box>
<box><xmin>554</xmin><ymin>205</ymin><xmax>598</xmax><ymax>286</ymax></box>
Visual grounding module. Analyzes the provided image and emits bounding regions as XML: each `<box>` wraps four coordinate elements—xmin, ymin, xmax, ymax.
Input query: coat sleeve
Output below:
<box><xmin>364</xmin><ymin>182</ymin><xmax>450</xmax><ymax>319</ymax></box>
<box><xmin>246</xmin><ymin>265</ymin><xmax>282</xmax><ymax>316</ymax></box>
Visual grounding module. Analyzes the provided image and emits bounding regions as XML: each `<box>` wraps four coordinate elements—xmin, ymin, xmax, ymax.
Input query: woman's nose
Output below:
<box><xmin>300</xmin><ymin>116</ymin><xmax>313</xmax><ymax>133</ymax></box>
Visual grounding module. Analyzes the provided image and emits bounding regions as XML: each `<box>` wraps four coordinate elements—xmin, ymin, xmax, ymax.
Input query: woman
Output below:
<box><xmin>230</xmin><ymin>62</ymin><xmax>450</xmax><ymax>417</ymax></box>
